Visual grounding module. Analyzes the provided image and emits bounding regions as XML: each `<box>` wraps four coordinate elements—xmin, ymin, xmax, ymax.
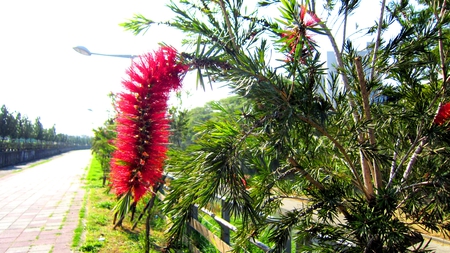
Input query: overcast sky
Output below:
<box><xmin>0</xmin><ymin>0</ymin><xmax>388</xmax><ymax>137</ymax></box>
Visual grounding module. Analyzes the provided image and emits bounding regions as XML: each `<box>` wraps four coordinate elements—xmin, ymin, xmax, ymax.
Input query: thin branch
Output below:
<box><xmin>309</xmin><ymin>0</ymin><xmax>316</xmax><ymax>13</ymax></box>
<box><xmin>341</xmin><ymin>8</ymin><xmax>348</xmax><ymax>54</ymax></box>
<box><xmin>295</xmin><ymin>114</ymin><xmax>368</xmax><ymax>198</ymax></box>
<box><xmin>434</xmin><ymin>0</ymin><xmax>448</xmax><ymax>93</ymax></box>
<box><xmin>387</xmin><ymin>135</ymin><xmax>421</xmax><ymax>188</ymax></box>
<box><xmin>288</xmin><ymin>157</ymin><xmax>352</xmax><ymax>220</ymax></box>
<box><xmin>288</xmin><ymin>156</ymin><xmax>325</xmax><ymax>191</ymax></box>
<box><xmin>144</xmin><ymin>189</ymin><xmax>159</xmax><ymax>253</ymax></box>
<box><xmin>319</xmin><ymin>22</ymin><xmax>361</xmax><ymax>125</ymax></box>
<box><xmin>355</xmin><ymin>57</ymin><xmax>382</xmax><ymax>190</ymax></box>
<box><xmin>132</xmin><ymin>182</ymin><xmax>163</xmax><ymax>230</ymax></box>
<box><xmin>359</xmin><ymin>150</ymin><xmax>374</xmax><ymax>198</ymax></box>
<box><xmin>401</xmin><ymin>180</ymin><xmax>434</xmax><ymax>191</ymax></box>
<box><xmin>370</xmin><ymin>0</ymin><xmax>387</xmax><ymax>81</ymax></box>
<box><xmin>395</xmin><ymin>185</ymin><xmax>426</xmax><ymax>210</ymax></box>
<box><xmin>218</xmin><ymin>0</ymin><xmax>239</xmax><ymax>52</ymax></box>
<box><xmin>401</xmin><ymin>137</ymin><xmax>428</xmax><ymax>185</ymax></box>
<box><xmin>388</xmin><ymin>138</ymin><xmax>400</xmax><ymax>186</ymax></box>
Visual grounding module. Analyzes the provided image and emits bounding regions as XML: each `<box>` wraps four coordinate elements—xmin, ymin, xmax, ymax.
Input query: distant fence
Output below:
<box><xmin>0</xmin><ymin>146</ymin><xmax>90</xmax><ymax>168</ymax></box>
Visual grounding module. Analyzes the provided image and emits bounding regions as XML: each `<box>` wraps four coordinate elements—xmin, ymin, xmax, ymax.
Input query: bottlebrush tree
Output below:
<box><xmin>122</xmin><ymin>0</ymin><xmax>450</xmax><ymax>252</ymax></box>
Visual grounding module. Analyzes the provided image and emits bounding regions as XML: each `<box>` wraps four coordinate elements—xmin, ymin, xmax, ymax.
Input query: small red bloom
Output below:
<box><xmin>434</xmin><ymin>102</ymin><xmax>450</xmax><ymax>125</ymax></box>
<box><xmin>281</xmin><ymin>5</ymin><xmax>321</xmax><ymax>63</ymax></box>
<box><xmin>300</xmin><ymin>5</ymin><xmax>320</xmax><ymax>27</ymax></box>
<box><xmin>110</xmin><ymin>46</ymin><xmax>187</xmax><ymax>203</ymax></box>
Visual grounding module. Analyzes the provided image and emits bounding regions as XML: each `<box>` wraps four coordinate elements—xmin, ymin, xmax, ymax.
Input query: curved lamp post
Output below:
<box><xmin>73</xmin><ymin>46</ymin><xmax>136</xmax><ymax>131</ymax></box>
<box><xmin>73</xmin><ymin>46</ymin><xmax>137</xmax><ymax>59</ymax></box>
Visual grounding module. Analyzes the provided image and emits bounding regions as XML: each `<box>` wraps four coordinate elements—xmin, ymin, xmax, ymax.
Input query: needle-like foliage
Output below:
<box><xmin>122</xmin><ymin>0</ymin><xmax>450</xmax><ymax>252</ymax></box>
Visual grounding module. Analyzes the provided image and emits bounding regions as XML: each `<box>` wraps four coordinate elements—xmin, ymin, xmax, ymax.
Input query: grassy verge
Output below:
<box><xmin>72</xmin><ymin>185</ymin><xmax>88</xmax><ymax>248</ymax></box>
<box><xmin>27</xmin><ymin>159</ymin><xmax>51</xmax><ymax>168</ymax></box>
<box><xmin>74</xmin><ymin>156</ymin><xmax>167</xmax><ymax>253</ymax></box>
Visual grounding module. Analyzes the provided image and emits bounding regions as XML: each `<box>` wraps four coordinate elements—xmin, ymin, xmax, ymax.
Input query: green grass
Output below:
<box><xmin>72</xmin><ymin>155</ymin><xmax>274</xmax><ymax>253</ymax></box>
<box><xmin>10</xmin><ymin>159</ymin><xmax>51</xmax><ymax>174</ymax></box>
<box><xmin>73</xmin><ymin>155</ymin><xmax>166</xmax><ymax>253</ymax></box>
<box><xmin>27</xmin><ymin>159</ymin><xmax>51</xmax><ymax>168</ymax></box>
<box><xmin>72</xmin><ymin>191</ymin><xmax>87</xmax><ymax>248</ymax></box>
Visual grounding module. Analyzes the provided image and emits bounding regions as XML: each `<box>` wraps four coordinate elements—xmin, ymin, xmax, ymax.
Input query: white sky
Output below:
<box><xmin>0</xmin><ymin>0</ymin><xmax>392</xmax><ymax>137</ymax></box>
<box><xmin>0</xmin><ymin>0</ymin><xmax>233</xmax><ymax>137</ymax></box>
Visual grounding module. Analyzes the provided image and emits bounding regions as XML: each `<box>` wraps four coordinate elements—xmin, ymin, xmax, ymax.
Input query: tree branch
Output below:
<box><xmin>370</xmin><ymin>0</ymin><xmax>387</xmax><ymax>81</ymax></box>
<box><xmin>218</xmin><ymin>0</ymin><xmax>239</xmax><ymax>52</ymax></box>
<box><xmin>295</xmin><ymin>114</ymin><xmax>368</xmax><ymax>198</ymax></box>
<box><xmin>341</xmin><ymin>7</ymin><xmax>348</xmax><ymax>54</ymax></box>
<box><xmin>401</xmin><ymin>137</ymin><xmax>428</xmax><ymax>185</ymax></box>
<box><xmin>288</xmin><ymin>157</ymin><xmax>352</xmax><ymax>220</ymax></box>
<box><xmin>319</xmin><ymin>23</ymin><xmax>361</xmax><ymax>124</ymax></box>
<box><xmin>319</xmin><ymin>25</ymin><xmax>372</xmax><ymax>198</ymax></box>
<box><xmin>401</xmin><ymin>180</ymin><xmax>434</xmax><ymax>191</ymax></box>
<box><xmin>388</xmin><ymin>138</ymin><xmax>400</xmax><ymax>186</ymax></box>
<box><xmin>288</xmin><ymin>157</ymin><xmax>325</xmax><ymax>191</ymax></box>
<box><xmin>434</xmin><ymin>0</ymin><xmax>448</xmax><ymax>93</ymax></box>
<box><xmin>355</xmin><ymin>57</ymin><xmax>382</xmax><ymax>190</ymax></box>
<box><xmin>387</xmin><ymin>135</ymin><xmax>421</xmax><ymax>188</ymax></box>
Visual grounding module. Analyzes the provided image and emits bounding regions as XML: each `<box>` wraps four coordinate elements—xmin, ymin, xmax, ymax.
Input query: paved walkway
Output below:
<box><xmin>0</xmin><ymin>150</ymin><xmax>91</xmax><ymax>253</ymax></box>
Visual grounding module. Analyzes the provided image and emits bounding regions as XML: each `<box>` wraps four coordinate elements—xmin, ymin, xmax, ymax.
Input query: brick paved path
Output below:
<box><xmin>0</xmin><ymin>150</ymin><xmax>91</xmax><ymax>253</ymax></box>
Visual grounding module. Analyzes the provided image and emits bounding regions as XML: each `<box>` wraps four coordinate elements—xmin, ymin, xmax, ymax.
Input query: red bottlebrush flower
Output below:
<box><xmin>281</xmin><ymin>5</ymin><xmax>321</xmax><ymax>63</ymax></box>
<box><xmin>300</xmin><ymin>5</ymin><xmax>320</xmax><ymax>27</ymax></box>
<box><xmin>434</xmin><ymin>102</ymin><xmax>450</xmax><ymax>125</ymax></box>
<box><xmin>110</xmin><ymin>46</ymin><xmax>187</xmax><ymax>203</ymax></box>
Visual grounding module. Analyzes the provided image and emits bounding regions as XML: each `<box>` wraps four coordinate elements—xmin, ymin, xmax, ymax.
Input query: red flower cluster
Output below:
<box><xmin>110</xmin><ymin>46</ymin><xmax>187</xmax><ymax>203</ymax></box>
<box><xmin>434</xmin><ymin>102</ymin><xmax>450</xmax><ymax>125</ymax></box>
<box><xmin>281</xmin><ymin>5</ymin><xmax>321</xmax><ymax>63</ymax></box>
<box><xmin>299</xmin><ymin>5</ymin><xmax>321</xmax><ymax>28</ymax></box>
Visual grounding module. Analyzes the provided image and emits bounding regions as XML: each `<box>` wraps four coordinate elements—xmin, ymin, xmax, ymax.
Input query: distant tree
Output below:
<box><xmin>0</xmin><ymin>105</ymin><xmax>15</xmax><ymax>142</ymax></box>
<box><xmin>0</xmin><ymin>104</ymin><xmax>92</xmax><ymax>151</ymax></box>
<box><xmin>44</xmin><ymin>125</ymin><xmax>57</xmax><ymax>143</ymax></box>
<box><xmin>189</xmin><ymin>105</ymin><xmax>214</xmax><ymax>124</ymax></box>
<box><xmin>167</xmin><ymin>92</ymin><xmax>190</xmax><ymax>149</ymax></box>
<box><xmin>56</xmin><ymin>133</ymin><xmax>67</xmax><ymax>144</ymax></box>
<box><xmin>14</xmin><ymin>113</ymin><xmax>24</xmax><ymax>149</ymax></box>
<box><xmin>22</xmin><ymin>116</ymin><xmax>34</xmax><ymax>144</ymax></box>
<box><xmin>91</xmin><ymin>119</ymin><xmax>116</xmax><ymax>186</ymax></box>
<box><xmin>33</xmin><ymin>117</ymin><xmax>44</xmax><ymax>144</ymax></box>
<box><xmin>15</xmin><ymin>113</ymin><xmax>23</xmax><ymax>139</ymax></box>
<box><xmin>219</xmin><ymin>96</ymin><xmax>245</xmax><ymax>111</ymax></box>
<box><xmin>0</xmin><ymin>105</ymin><xmax>6</xmax><ymax>142</ymax></box>
<box><xmin>169</xmin><ymin>106</ymin><xmax>191</xmax><ymax>149</ymax></box>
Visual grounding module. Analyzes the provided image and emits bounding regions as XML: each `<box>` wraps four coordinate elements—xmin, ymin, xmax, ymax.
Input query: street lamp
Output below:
<box><xmin>73</xmin><ymin>46</ymin><xmax>137</xmax><ymax>59</ymax></box>
<box><xmin>73</xmin><ymin>46</ymin><xmax>136</xmax><ymax>132</ymax></box>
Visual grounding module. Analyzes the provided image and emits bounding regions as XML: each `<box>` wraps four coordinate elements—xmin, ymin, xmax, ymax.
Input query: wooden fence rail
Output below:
<box><xmin>158</xmin><ymin>179</ymin><xmax>291</xmax><ymax>252</ymax></box>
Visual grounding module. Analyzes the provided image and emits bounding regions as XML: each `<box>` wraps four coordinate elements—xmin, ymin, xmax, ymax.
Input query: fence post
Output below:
<box><xmin>190</xmin><ymin>204</ymin><xmax>199</xmax><ymax>227</ymax></box>
<box><xmin>221</xmin><ymin>199</ymin><xmax>231</xmax><ymax>244</ymax></box>
<box><xmin>185</xmin><ymin>205</ymin><xmax>199</xmax><ymax>247</ymax></box>
<box><xmin>284</xmin><ymin>230</ymin><xmax>291</xmax><ymax>253</ymax></box>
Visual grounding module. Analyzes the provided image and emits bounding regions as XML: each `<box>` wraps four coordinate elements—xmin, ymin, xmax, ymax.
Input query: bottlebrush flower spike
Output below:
<box><xmin>434</xmin><ymin>102</ymin><xmax>450</xmax><ymax>125</ymax></box>
<box><xmin>110</xmin><ymin>46</ymin><xmax>187</xmax><ymax>204</ymax></box>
